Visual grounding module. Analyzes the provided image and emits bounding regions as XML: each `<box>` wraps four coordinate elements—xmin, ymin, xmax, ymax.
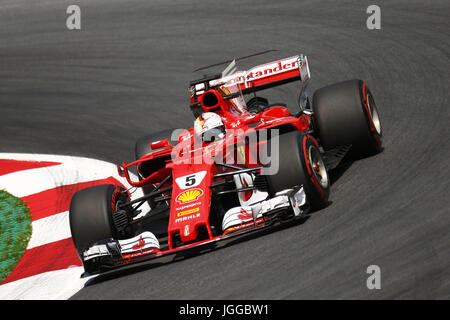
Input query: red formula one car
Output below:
<box><xmin>69</xmin><ymin>54</ymin><xmax>382</xmax><ymax>274</ymax></box>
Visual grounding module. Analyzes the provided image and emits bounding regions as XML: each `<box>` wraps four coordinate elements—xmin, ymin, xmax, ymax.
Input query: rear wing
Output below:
<box><xmin>192</xmin><ymin>55</ymin><xmax>310</xmax><ymax>96</ymax></box>
<box><xmin>221</xmin><ymin>55</ymin><xmax>310</xmax><ymax>94</ymax></box>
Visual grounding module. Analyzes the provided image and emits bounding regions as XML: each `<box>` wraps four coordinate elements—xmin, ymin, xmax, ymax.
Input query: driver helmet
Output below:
<box><xmin>194</xmin><ymin>112</ymin><xmax>226</xmax><ymax>143</ymax></box>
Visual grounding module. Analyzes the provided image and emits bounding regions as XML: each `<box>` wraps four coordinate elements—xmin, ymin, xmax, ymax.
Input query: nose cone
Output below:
<box><xmin>168</xmin><ymin>163</ymin><xmax>214</xmax><ymax>249</ymax></box>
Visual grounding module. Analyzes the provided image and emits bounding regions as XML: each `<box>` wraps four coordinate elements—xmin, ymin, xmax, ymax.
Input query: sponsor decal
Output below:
<box><xmin>197</xmin><ymin>56</ymin><xmax>299</xmax><ymax>91</ymax></box>
<box><xmin>177</xmin><ymin>207</ymin><xmax>200</xmax><ymax>217</ymax></box>
<box><xmin>175</xmin><ymin>188</ymin><xmax>203</xmax><ymax>204</ymax></box>
<box><xmin>184</xmin><ymin>225</ymin><xmax>190</xmax><ymax>236</ymax></box>
<box><xmin>132</xmin><ymin>236</ymin><xmax>145</xmax><ymax>251</ymax></box>
<box><xmin>175</xmin><ymin>212</ymin><xmax>201</xmax><ymax>223</ymax></box>
<box><xmin>175</xmin><ymin>201</ymin><xmax>201</xmax><ymax>211</ymax></box>
<box><xmin>237</xmin><ymin>207</ymin><xmax>253</xmax><ymax>220</ymax></box>
<box><xmin>246</xmin><ymin>59</ymin><xmax>298</xmax><ymax>80</ymax></box>
<box><xmin>223</xmin><ymin>57</ymin><xmax>299</xmax><ymax>86</ymax></box>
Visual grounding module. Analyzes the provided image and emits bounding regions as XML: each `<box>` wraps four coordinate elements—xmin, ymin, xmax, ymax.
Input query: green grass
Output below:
<box><xmin>0</xmin><ymin>190</ymin><xmax>32</xmax><ymax>283</ymax></box>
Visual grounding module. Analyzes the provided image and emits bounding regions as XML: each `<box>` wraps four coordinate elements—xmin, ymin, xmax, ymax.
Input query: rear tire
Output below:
<box><xmin>266</xmin><ymin>131</ymin><xmax>330</xmax><ymax>211</ymax></box>
<box><xmin>312</xmin><ymin>79</ymin><xmax>382</xmax><ymax>156</ymax></box>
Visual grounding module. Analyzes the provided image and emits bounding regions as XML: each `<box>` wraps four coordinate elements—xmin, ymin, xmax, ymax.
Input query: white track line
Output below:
<box><xmin>1</xmin><ymin>155</ymin><xmax>126</xmax><ymax>198</ymax></box>
<box><xmin>27</xmin><ymin>211</ymin><xmax>71</xmax><ymax>250</ymax></box>
<box><xmin>0</xmin><ymin>153</ymin><xmax>150</xmax><ymax>299</ymax></box>
<box><xmin>0</xmin><ymin>267</ymin><xmax>94</xmax><ymax>300</ymax></box>
<box><xmin>0</xmin><ymin>153</ymin><xmax>150</xmax><ymax>214</ymax></box>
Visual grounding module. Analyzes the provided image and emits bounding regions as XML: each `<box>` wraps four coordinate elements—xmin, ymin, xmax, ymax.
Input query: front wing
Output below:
<box><xmin>80</xmin><ymin>187</ymin><xmax>307</xmax><ymax>275</ymax></box>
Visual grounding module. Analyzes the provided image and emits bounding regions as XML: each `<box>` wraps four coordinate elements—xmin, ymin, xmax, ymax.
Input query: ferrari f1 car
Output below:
<box><xmin>69</xmin><ymin>54</ymin><xmax>382</xmax><ymax>274</ymax></box>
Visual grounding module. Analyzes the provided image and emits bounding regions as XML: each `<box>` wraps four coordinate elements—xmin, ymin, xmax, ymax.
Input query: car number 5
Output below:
<box><xmin>185</xmin><ymin>175</ymin><xmax>196</xmax><ymax>187</ymax></box>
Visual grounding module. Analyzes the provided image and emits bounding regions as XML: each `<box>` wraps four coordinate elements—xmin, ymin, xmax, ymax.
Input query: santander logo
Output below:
<box><xmin>224</xmin><ymin>56</ymin><xmax>299</xmax><ymax>86</ymax></box>
<box><xmin>246</xmin><ymin>59</ymin><xmax>298</xmax><ymax>80</ymax></box>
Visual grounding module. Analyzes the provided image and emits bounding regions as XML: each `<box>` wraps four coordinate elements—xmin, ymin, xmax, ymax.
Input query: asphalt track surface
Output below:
<box><xmin>1</xmin><ymin>0</ymin><xmax>449</xmax><ymax>299</ymax></box>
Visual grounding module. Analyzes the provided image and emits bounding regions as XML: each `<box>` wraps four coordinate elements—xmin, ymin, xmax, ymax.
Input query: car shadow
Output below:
<box><xmin>328</xmin><ymin>146</ymin><xmax>385</xmax><ymax>186</ymax></box>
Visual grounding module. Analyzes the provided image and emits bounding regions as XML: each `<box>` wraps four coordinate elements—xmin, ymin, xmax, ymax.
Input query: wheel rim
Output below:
<box><xmin>366</xmin><ymin>92</ymin><xmax>382</xmax><ymax>136</ymax></box>
<box><xmin>308</xmin><ymin>145</ymin><xmax>329</xmax><ymax>189</ymax></box>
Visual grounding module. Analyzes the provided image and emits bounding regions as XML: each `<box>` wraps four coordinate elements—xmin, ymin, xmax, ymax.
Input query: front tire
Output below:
<box><xmin>266</xmin><ymin>131</ymin><xmax>330</xmax><ymax>211</ymax></box>
<box><xmin>69</xmin><ymin>184</ymin><xmax>129</xmax><ymax>258</ymax></box>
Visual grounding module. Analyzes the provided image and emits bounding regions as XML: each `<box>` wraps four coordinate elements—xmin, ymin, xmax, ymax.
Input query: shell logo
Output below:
<box><xmin>176</xmin><ymin>188</ymin><xmax>203</xmax><ymax>204</ymax></box>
